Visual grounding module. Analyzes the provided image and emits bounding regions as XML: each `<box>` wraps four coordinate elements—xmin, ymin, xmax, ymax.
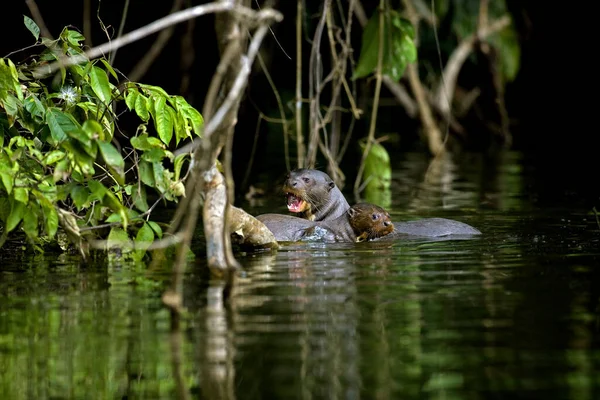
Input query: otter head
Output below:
<box><xmin>348</xmin><ymin>203</ymin><xmax>394</xmax><ymax>242</ymax></box>
<box><xmin>283</xmin><ymin>169</ymin><xmax>337</xmax><ymax>221</ymax></box>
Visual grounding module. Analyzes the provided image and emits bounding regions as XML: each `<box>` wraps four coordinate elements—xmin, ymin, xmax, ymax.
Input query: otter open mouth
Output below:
<box><xmin>286</xmin><ymin>193</ymin><xmax>309</xmax><ymax>213</ymax></box>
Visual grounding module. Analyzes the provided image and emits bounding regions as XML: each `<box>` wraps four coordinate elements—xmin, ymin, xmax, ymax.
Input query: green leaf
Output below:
<box><xmin>135</xmin><ymin>94</ymin><xmax>150</xmax><ymax>122</ymax></box>
<box><xmin>89</xmin><ymin>65</ymin><xmax>112</xmax><ymax>105</ymax></box>
<box><xmin>6</xmin><ymin>198</ymin><xmax>26</xmax><ymax>232</ymax></box>
<box><xmin>352</xmin><ymin>10</ymin><xmax>416</xmax><ymax>81</ymax></box>
<box><xmin>105</xmin><ymin>213</ymin><xmax>122</xmax><ymax>223</ymax></box>
<box><xmin>24</xmin><ymin>15</ymin><xmax>41</xmax><ymax>41</ymax></box>
<box><xmin>46</xmin><ymin>108</ymin><xmax>79</xmax><ymax>142</ymax></box>
<box><xmin>141</xmin><ymin>147</ymin><xmax>167</xmax><ymax>163</ymax></box>
<box><xmin>131</xmin><ymin>133</ymin><xmax>165</xmax><ymax>151</ymax></box>
<box><xmin>100</xmin><ymin>59</ymin><xmax>118</xmax><ymax>80</ymax></box>
<box><xmin>175</xmin><ymin>96</ymin><xmax>203</xmax><ymax>136</ymax></box>
<box><xmin>14</xmin><ymin>187</ymin><xmax>29</xmax><ymax>204</ymax></box>
<box><xmin>32</xmin><ymin>190</ymin><xmax>58</xmax><ymax>238</ymax></box>
<box><xmin>2</xmin><ymin>95</ymin><xmax>20</xmax><ymax>117</ymax></box>
<box><xmin>41</xmin><ymin>200</ymin><xmax>58</xmax><ymax>237</ymax></box>
<box><xmin>168</xmin><ymin>107</ymin><xmax>181</xmax><ymax>144</ymax></box>
<box><xmin>489</xmin><ymin>25</ymin><xmax>520</xmax><ymax>83</ymax></box>
<box><xmin>60</xmin><ymin>140</ymin><xmax>96</xmax><ymax>174</ymax></box>
<box><xmin>0</xmin><ymin>58</ymin><xmax>23</xmax><ymax>102</ymax></box>
<box><xmin>24</xmin><ymin>95</ymin><xmax>46</xmax><ymax>118</ymax></box>
<box><xmin>82</xmin><ymin>119</ymin><xmax>105</xmax><ymax>141</ymax></box>
<box><xmin>139</xmin><ymin>83</ymin><xmax>170</xmax><ymax>98</ymax></box>
<box><xmin>70</xmin><ymin>185</ymin><xmax>89</xmax><ymax>210</ymax></box>
<box><xmin>0</xmin><ymin>163</ymin><xmax>15</xmax><ymax>194</ymax></box>
<box><xmin>132</xmin><ymin>185</ymin><xmax>149</xmax><ymax>212</ymax></box>
<box><xmin>153</xmin><ymin>96</ymin><xmax>173</xmax><ymax>145</ymax></box>
<box><xmin>66</xmin><ymin>29</ymin><xmax>85</xmax><ymax>47</ymax></box>
<box><xmin>106</xmin><ymin>227</ymin><xmax>131</xmax><ymax>249</ymax></box>
<box><xmin>125</xmin><ymin>89</ymin><xmax>138</xmax><ymax>111</ymax></box>
<box><xmin>98</xmin><ymin>141</ymin><xmax>125</xmax><ymax>185</ymax></box>
<box><xmin>135</xmin><ymin>222</ymin><xmax>154</xmax><ymax>251</ymax></box>
<box><xmin>138</xmin><ymin>161</ymin><xmax>155</xmax><ymax>187</ymax></box>
<box><xmin>22</xmin><ymin>205</ymin><xmax>40</xmax><ymax>239</ymax></box>
<box><xmin>147</xmin><ymin>221</ymin><xmax>163</xmax><ymax>239</ymax></box>
<box><xmin>353</xmin><ymin>10</ymin><xmax>381</xmax><ymax>80</ymax></box>
<box><xmin>87</xmin><ymin>180</ymin><xmax>106</xmax><ymax>202</ymax></box>
<box><xmin>360</xmin><ymin>139</ymin><xmax>391</xmax><ymax>204</ymax></box>
<box><xmin>53</xmin><ymin>158</ymin><xmax>71</xmax><ymax>182</ymax></box>
<box><xmin>97</xmin><ymin>141</ymin><xmax>124</xmax><ymax>171</ymax></box>
<box><xmin>174</xmin><ymin>153</ymin><xmax>188</xmax><ymax>181</ymax></box>
<box><xmin>362</xmin><ymin>140</ymin><xmax>392</xmax><ymax>207</ymax></box>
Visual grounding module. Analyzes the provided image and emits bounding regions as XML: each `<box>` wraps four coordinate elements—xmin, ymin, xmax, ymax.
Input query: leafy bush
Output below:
<box><xmin>0</xmin><ymin>19</ymin><xmax>203</xmax><ymax>256</ymax></box>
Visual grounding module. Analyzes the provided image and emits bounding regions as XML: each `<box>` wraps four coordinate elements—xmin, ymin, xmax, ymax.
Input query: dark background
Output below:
<box><xmin>2</xmin><ymin>1</ymin><xmax>597</xmax><ymax>209</ymax></box>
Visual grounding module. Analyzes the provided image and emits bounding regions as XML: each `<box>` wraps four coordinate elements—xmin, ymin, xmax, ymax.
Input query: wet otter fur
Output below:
<box><xmin>283</xmin><ymin>169</ymin><xmax>350</xmax><ymax>221</ymax></box>
<box><xmin>257</xmin><ymin>202</ymin><xmax>394</xmax><ymax>243</ymax></box>
<box><xmin>283</xmin><ymin>169</ymin><xmax>481</xmax><ymax>237</ymax></box>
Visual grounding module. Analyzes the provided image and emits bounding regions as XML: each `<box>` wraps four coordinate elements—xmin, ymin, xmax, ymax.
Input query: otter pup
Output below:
<box><xmin>283</xmin><ymin>169</ymin><xmax>350</xmax><ymax>221</ymax></box>
<box><xmin>349</xmin><ymin>202</ymin><xmax>395</xmax><ymax>242</ymax></box>
<box><xmin>257</xmin><ymin>202</ymin><xmax>394</xmax><ymax>243</ymax></box>
<box><xmin>283</xmin><ymin>168</ymin><xmax>481</xmax><ymax>237</ymax></box>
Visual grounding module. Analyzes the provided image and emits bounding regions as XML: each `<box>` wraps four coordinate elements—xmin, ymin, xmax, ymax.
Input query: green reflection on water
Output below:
<box><xmin>1</xmin><ymin>152</ymin><xmax>600</xmax><ymax>399</ymax></box>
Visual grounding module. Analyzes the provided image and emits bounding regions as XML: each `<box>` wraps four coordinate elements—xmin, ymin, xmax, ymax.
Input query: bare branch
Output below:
<box><xmin>434</xmin><ymin>15</ymin><xmax>511</xmax><ymax>117</ymax></box>
<box><xmin>25</xmin><ymin>0</ymin><xmax>53</xmax><ymax>40</ymax></box>
<box><xmin>33</xmin><ymin>1</ymin><xmax>277</xmax><ymax>78</ymax></box>
<box><xmin>174</xmin><ymin>12</ymin><xmax>282</xmax><ymax>156</ymax></box>
<box><xmin>128</xmin><ymin>0</ymin><xmax>185</xmax><ymax>82</ymax></box>
<box><xmin>295</xmin><ymin>0</ymin><xmax>305</xmax><ymax>168</ymax></box>
<box><xmin>354</xmin><ymin>0</ymin><xmax>385</xmax><ymax>200</ymax></box>
<box><xmin>306</xmin><ymin>0</ymin><xmax>331</xmax><ymax>167</ymax></box>
<box><xmin>109</xmin><ymin>0</ymin><xmax>131</xmax><ymax>64</ymax></box>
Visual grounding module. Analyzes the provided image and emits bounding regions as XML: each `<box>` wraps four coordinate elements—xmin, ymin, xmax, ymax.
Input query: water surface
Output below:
<box><xmin>1</xmin><ymin>151</ymin><xmax>599</xmax><ymax>399</ymax></box>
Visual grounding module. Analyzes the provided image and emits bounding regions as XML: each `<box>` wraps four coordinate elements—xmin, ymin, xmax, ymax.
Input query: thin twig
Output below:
<box><xmin>83</xmin><ymin>0</ymin><xmax>93</xmax><ymax>47</ymax></box>
<box><xmin>295</xmin><ymin>0</ymin><xmax>305</xmax><ymax>168</ymax></box>
<box><xmin>33</xmin><ymin>2</ymin><xmax>276</xmax><ymax>77</ymax></box>
<box><xmin>256</xmin><ymin>50</ymin><xmax>291</xmax><ymax>171</ymax></box>
<box><xmin>109</xmin><ymin>0</ymin><xmax>131</xmax><ymax>64</ymax></box>
<box><xmin>353</xmin><ymin>0</ymin><xmax>385</xmax><ymax>201</ymax></box>
<box><xmin>128</xmin><ymin>0</ymin><xmax>185</xmax><ymax>82</ymax></box>
<box><xmin>306</xmin><ymin>0</ymin><xmax>331</xmax><ymax>167</ymax></box>
<box><xmin>434</xmin><ymin>15</ymin><xmax>511</xmax><ymax>117</ymax></box>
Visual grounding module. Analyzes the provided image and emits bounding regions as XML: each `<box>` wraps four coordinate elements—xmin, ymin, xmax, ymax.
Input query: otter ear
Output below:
<box><xmin>347</xmin><ymin>207</ymin><xmax>356</xmax><ymax>218</ymax></box>
<box><xmin>327</xmin><ymin>181</ymin><xmax>335</xmax><ymax>191</ymax></box>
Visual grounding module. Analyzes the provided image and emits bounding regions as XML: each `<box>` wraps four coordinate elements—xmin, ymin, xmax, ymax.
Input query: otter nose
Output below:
<box><xmin>384</xmin><ymin>221</ymin><xmax>391</xmax><ymax>227</ymax></box>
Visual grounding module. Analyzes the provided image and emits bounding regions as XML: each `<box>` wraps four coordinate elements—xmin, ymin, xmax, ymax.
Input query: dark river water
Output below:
<box><xmin>1</xmin><ymin>151</ymin><xmax>599</xmax><ymax>399</ymax></box>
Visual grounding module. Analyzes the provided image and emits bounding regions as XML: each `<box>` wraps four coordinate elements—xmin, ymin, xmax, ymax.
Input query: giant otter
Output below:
<box><xmin>257</xmin><ymin>202</ymin><xmax>394</xmax><ymax>243</ymax></box>
<box><xmin>282</xmin><ymin>168</ymin><xmax>481</xmax><ymax>237</ymax></box>
<box><xmin>283</xmin><ymin>169</ymin><xmax>350</xmax><ymax>221</ymax></box>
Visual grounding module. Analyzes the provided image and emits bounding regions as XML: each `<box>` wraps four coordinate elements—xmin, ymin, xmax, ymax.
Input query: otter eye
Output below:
<box><xmin>372</xmin><ymin>214</ymin><xmax>379</xmax><ymax>221</ymax></box>
<box><xmin>302</xmin><ymin>177</ymin><xmax>310</xmax><ymax>183</ymax></box>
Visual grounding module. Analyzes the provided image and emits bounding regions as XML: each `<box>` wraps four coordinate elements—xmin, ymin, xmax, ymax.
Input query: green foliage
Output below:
<box><xmin>353</xmin><ymin>9</ymin><xmax>417</xmax><ymax>81</ymax></box>
<box><xmin>437</xmin><ymin>0</ymin><xmax>520</xmax><ymax>83</ymax></box>
<box><xmin>360</xmin><ymin>139</ymin><xmax>392</xmax><ymax>208</ymax></box>
<box><xmin>0</xmin><ymin>22</ymin><xmax>203</xmax><ymax>257</ymax></box>
<box><xmin>488</xmin><ymin>24</ymin><xmax>520</xmax><ymax>83</ymax></box>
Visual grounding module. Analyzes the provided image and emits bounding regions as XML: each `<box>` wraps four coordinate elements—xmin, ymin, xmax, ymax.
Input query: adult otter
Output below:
<box><xmin>257</xmin><ymin>202</ymin><xmax>394</xmax><ymax>242</ymax></box>
<box><xmin>283</xmin><ymin>169</ymin><xmax>350</xmax><ymax>221</ymax></box>
<box><xmin>283</xmin><ymin>168</ymin><xmax>481</xmax><ymax>237</ymax></box>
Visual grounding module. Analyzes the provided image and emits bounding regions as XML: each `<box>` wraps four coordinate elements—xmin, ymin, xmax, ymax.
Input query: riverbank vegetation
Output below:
<box><xmin>0</xmin><ymin>0</ymin><xmax>520</xmax><ymax>282</ymax></box>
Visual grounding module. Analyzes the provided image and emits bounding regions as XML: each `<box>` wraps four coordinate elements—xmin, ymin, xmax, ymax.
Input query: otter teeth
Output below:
<box><xmin>286</xmin><ymin>193</ymin><xmax>303</xmax><ymax>212</ymax></box>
